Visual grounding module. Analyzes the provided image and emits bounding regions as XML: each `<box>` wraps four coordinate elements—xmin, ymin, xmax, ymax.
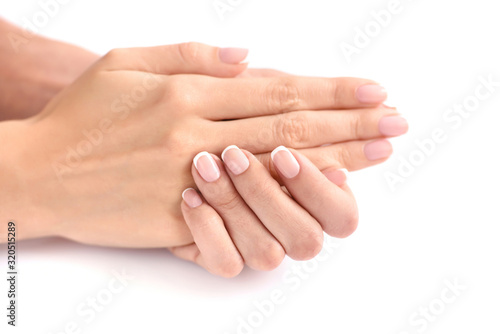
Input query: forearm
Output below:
<box><xmin>0</xmin><ymin>18</ymin><xmax>98</xmax><ymax>121</ymax></box>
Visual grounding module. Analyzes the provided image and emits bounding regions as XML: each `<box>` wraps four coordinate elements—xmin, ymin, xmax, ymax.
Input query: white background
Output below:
<box><xmin>1</xmin><ymin>0</ymin><xmax>499</xmax><ymax>333</ymax></box>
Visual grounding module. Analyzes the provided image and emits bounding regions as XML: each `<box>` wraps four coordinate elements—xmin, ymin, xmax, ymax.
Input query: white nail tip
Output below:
<box><xmin>339</xmin><ymin>168</ymin><xmax>349</xmax><ymax>180</ymax></box>
<box><xmin>271</xmin><ymin>146</ymin><xmax>288</xmax><ymax>161</ymax></box>
<box><xmin>193</xmin><ymin>151</ymin><xmax>210</xmax><ymax>167</ymax></box>
<box><xmin>193</xmin><ymin>151</ymin><xmax>220</xmax><ymax>180</ymax></box>
<box><xmin>221</xmin><ymin>145</ymin><xmax>239</xmax><ymax>161</ymax></box>
<box><xmin>182</xmin><ymin>188</ymin><xmax>195</xmax><ymax>200</ymax></box>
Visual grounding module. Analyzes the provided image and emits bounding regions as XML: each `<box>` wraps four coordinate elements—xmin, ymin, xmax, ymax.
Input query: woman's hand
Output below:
<box><xmin>170</xmin><ymin>145</ymin><xmax>353</xmax><ymax>277</ymax></box>
<box><xmin>0</xmin><ymin>42</ymin><xmax>405</xmax><ymax>247</ymax></box>
<box><xmin>0</xmin><ymin>18</ymin><xmax>99</xmax><ymax>121</ymax></box>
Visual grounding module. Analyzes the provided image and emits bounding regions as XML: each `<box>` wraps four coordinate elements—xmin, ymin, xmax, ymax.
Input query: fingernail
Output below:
<box><xmin>325</xmin><ymin>168</ymin><xmax>348</xmax><ymax>186</ymax></box>
<box><xmin>182</xmin><ymin>188</ymin><xmax>203</xmax><ymax>208</ymax></box>
<box><xmin>379</xmin><ymin>116</ymin><xmax>409</xmax><ymax>136</ymax></box>
<box><xmin>219</xmin><ymin>47</ymin><xmax>249</xmax><ymax>64</ymax></box>
<box><xmin>221</xmin><ymin>145</ymin><xmax>250</xmax><ymax>175</ymax></box>
<box><xmin>194</xmin><ymin>152</ymin><xmax>220</xmax><ymax>182</ymax></box>
<box><xmin>382</xmin><ymin>99</ymin><xmax>397</xmax><ymax>109</ymax></box>
<box><xmin>356</xmin><ymin>84</ymin><xmax>387</xmax><ymax>104</ymax></box>
<box><xmin>339</xmin><ymin>168</ymin><xmax>349</xmax><ymax>181</ymax></box>
<box><xmin>271</xmin><ymin>146</ymin><xmax>300</xmax><ymax>179</ymax></box>
<box><xmin>364</xmin><ymin>140</ymin><xmax>393</xmax><ymax>161</ymax></box>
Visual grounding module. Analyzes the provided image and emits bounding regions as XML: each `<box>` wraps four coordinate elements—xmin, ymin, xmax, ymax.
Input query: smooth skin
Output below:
<box><xmin>172</xmin><ymin>146</ymin><xmax>353</xmax><ymax>277</ymax></box>
<box><xmin>0</xmin><ymin>18</ymin><xmax>98</xmax><ymax>121</ymax></box>
<box><xmin>0</xmin><ymin>42</ymin><xmax>406</xmax><ymax>248</ymax></box>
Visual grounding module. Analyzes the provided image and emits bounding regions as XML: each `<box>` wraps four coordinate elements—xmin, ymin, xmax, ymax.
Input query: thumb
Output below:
<box><xmin>98</xmin><ymin>42</ymin><xmax>248</xmax><ymax>77</ymax></box>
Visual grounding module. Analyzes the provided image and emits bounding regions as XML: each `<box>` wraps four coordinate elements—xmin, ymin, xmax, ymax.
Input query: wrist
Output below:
<box><xmin>0</xmin><ymin>120</ymin><xmax>57</xmax><ymax>241</ymax></box>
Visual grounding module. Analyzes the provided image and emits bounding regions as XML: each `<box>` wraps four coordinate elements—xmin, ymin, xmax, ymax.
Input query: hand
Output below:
<box><xmin>170</xmin><ymin>145</ymin><xmax>353</xmax><ymax>277</ymax></box>
<box><xmin>0</xmin><ymin>18</ymin><xmax>98</xmax><ymax>121</ymax></box>
<box><xmin>0</xmin><ymin>42</ymin><xmax>402</xmax><ymax>247</ymax></box>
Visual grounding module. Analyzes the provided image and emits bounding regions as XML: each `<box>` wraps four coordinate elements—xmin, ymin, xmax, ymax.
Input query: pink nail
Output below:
<box><xmin>323</xmin><ymin>168</ymin><xmax>348</xmax><ymax>186</ymax></box>
<box><xmin>364</xmin><ymin>140</ymin><xmax>393</xmax><ymax>161</ymax></box>
<box><xmin>219</xmin><ymin>47</ymin><xmax>249</xmax><ymax>64</ymax></box>
<box><xmin>379</xmin><ymin>116</ymin><xmax>409</xmax><ymax>136</ymax></box>
<box><xmin>356</xmin><ymin>84</ymin><xmax>387</xmax><ymax>104</ymax></box>
<box><xmin>271</xmin><ymin>146</ymin><xmax>300</xmax><ymax>179</ymax></box>
<box><xmin>194</xmin><ymin>152</ymin><xmax>220</xmax><ymax>182</ymax></box>
<box><xmin>182</xmin><ymin>188</ymin><xmax>203</xmax><ymax>208</ymax></box>
<box><xmin>221</xmin><ymin>145</ymin><xmax>250</xmax><ymax>175</ymax></box>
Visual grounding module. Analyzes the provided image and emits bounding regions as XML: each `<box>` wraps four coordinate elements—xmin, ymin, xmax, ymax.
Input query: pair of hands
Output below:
<box><xmin>0</xmin><ymin>36</ymin><xmax>408</xmax><ymax>276</ymax></box>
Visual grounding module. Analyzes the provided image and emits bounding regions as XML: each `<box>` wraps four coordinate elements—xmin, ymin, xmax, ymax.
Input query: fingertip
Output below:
<box><xmin>356</xmin><ymin>83</ymin><xmax>388</xmax><ymax>104</ymax></box>
<box><xmin>182</xmin><ymin>188</ymin><xmax>203</xmax><ymax>208</ymax></box>
<box><xmin>271</xmin><ymin>146</ymin><xmax>300</xmax><ymax>179</ymax></box>
<box><xmin>219</xmin><ymin>47</ymin><xmax>249</xmax><ymax>64</ymax></box>
<box><xmin>221</xmin><ymin>145</ymin><xmax>239</xmax><ymax>162</ymax></box>
<box><xmin>322</xmin><ymin>168</ymin><xmax>348</xmax><ymax>186</ymax></box>
<box><xmin>364</xmin><ymin>139</ymin><xmax>393</xmax><ymax>161</ymax></box>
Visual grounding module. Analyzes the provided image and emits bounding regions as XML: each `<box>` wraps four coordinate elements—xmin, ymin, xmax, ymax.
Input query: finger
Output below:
<box><xmin>174</xmin><ymin>188</ymin><xmax>244</xmax><ymax>278</ymax></box>
<box><xmin>191</xmin><ymin>152</ymin><xmax>285</xmax><ymax>271</ymax></box>
<box><xmin>237</xmin><ymin>68</ymin><xmax>291</xmax><ymax>78</ymax></box>
<box><xmin>221</xmin><ymin>146</ymin><xmax>324</xmax><ymax>261</ymax></box>
<box><xmin>213</xmin><ymin>106</ymin><xmax>407</xmax><ymax>153</ymax></box>
<box><xmin>255</xmin><ymin>139</ymin><xmax>393</xmax><ymax>184</ymax></box>
<box><xmin>99</xmin><ymin>42</ymin><xmax>248</xmax><ymax>77</ymax></box>
<box><xmin>322</xmin><ymin>167</ymin><xmax>349</xmax><ymax>188</ymax></box>
<box><xmin>196</xmin><ymin>76</ymin><xmax>386</xmax><ymax>120</ymax></box>
<box><xmin>270</xmin><ymin>147</ymin><xmax>358</xmax><ymax>238</ymax></box>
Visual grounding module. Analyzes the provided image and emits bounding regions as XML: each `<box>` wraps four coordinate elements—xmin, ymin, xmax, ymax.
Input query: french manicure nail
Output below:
<box><xmin>182</xmin><ymin>188</ymin><xmax>203</xmax><ymax>208</ymax></box>
<box><xmin>364</xmin><ymin>140</ymin><xmax>393</xmax><ymax>161</ymax></box>
<box><xmin>194</xmin><ymin>152</ymin><xmax>220</xmax><ymax>182</ymax></box>
<box><xmin>339</xmin><ymin>168</ymin><xmax>349</xmax><ymax>181</ymax></box>
<box><xmin>271</xmin><ymin>146</ymin><xmax>300</xmax><ymax>179</ymax></box>
<box><xmin>219</xmin><ymin>47</ymin><xmax>249</xmax><ymax>64</ymax></box>
<box><xmin>221</xmin><ymin>145</ymin><xmax>250</xmax><ymax>175</ymax></box>
<box><xmin>379</xmin><ymin>116</ymin><xmax>409</xmax><ymax>136</ymax></box>
<box><xmin>382</xmin><ymin>99</ymin><xmax>397</xmax><ymax>109</ymax></box>
<box><xmin>356</xmin><ymin>84</ymin><xmax>387</xmax><ymax>104</ymax></box>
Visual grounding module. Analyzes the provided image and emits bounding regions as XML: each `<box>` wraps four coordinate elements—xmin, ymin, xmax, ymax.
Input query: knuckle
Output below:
<box><xmin>177</xmin><ymin>42</ymin><xmax>202</xmax><ymax>64</ymax></box>
<box><xmin>210</xmin><ymin>191</ymin><xmax>242</xmax><ymax>212</ymax></box>
<box><xmin>213</xmin><ymin>258</ymin><xmax>244</xmax><ymax>278</ymax></box>
<box><xmin>265</xmin><ymin>78</ymin><xmax>300</xmax><ymax>112</ymax></box>
<box><xmin>249</xmin><ymin>241</ymin><xmax>285</xmax><ymax>271</ymax></box>
<box><xmin>102</xmin><ymin>48</ymin><xmax>125</xmax><ymax>64</ymax></box>
<box><xmin>190</xmin><ymin>213</ymin><xmax>220</xmax><ymax>233</ymax></box>
<box><xmin>246</xmin><ymin>176</ymin><xmax>275</xmax><ymax>200</ymax></box>
<box><xmin>330</xmin><ymin>78</ymin><xmax>346</xmax><ymax>106</ymax></box>
<box><xmin>323</xmin><ymin>201</ymin><xmax>359</xmax><ymax>238</ymax></box>
<box><xmin>339</xmin><ymin>145</ymin><xmax>355</xmax><ymax>166</ymax></box>
<box><xmin>163</xmin><ymin>76</ymin><xmax>191</xmax><ymax>106</ymax></box>
<box><xmin>290</xmin><ymin>227</ymin><xmax>324</xmax><ymax>261</ymax></box>
<box><xmin>351</xmin><ymin>113</ymin><xmax>364</xmax><ymax>139</ymax></box>
<box><xmin>274</xmin><ymin>112</ymin><xmax>310</xmax><ymax>147</ymax></box>
<box><xmin>335</xmin><ymin>206</ymin><xmax>359</xmax><ymax>238</ymax></box>
<box><xmin>161</xmin><ymin>126</ymin><xmax>196</xmax><ymax>157</ymax></box>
